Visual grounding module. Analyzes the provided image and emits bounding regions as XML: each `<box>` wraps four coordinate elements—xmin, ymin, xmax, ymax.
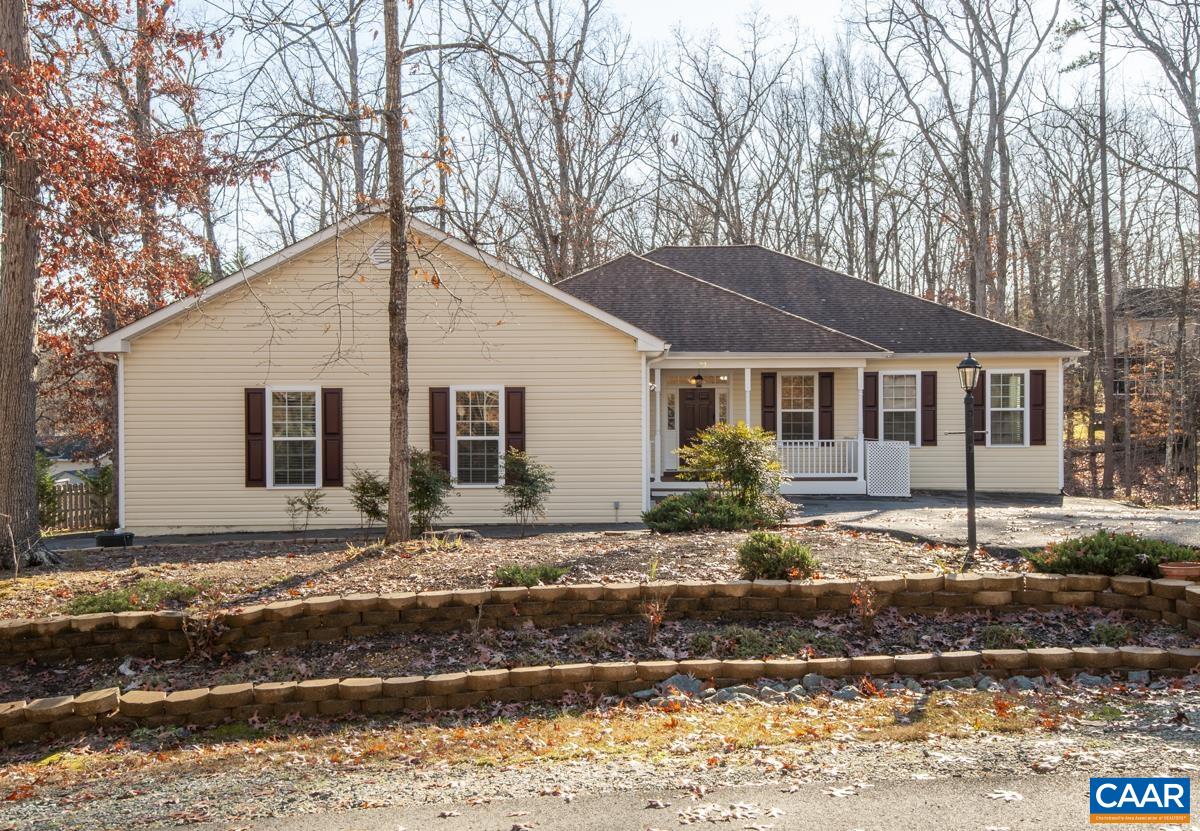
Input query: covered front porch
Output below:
<box><xmin>646</xmin><ymin>357</ymin><xmax>910</xmax><ymax>498</ymax></box>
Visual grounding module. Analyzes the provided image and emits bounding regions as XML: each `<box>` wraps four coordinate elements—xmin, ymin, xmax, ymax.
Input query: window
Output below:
<box><xmin>989</xmin><ymin>372</ymin><xmax>1027</xmax><ymax>446</ymax></box>
<box><xmin>881</xmin><ymin>374</ymin><xmax>918</xmax><ymax>445</ymax></box>
<box><xmin>718</xmin><ymin>390</ymin><xmax>729</xmax><ymax>424</ymax></box>
<box><xmin>779</xmin><ymin>375</ymin><xmax>815</xmax><ymax>441</ymax></box>
<box><xmin>454</xmin><ymin>388</ymin><xmax>502</xmax><ymax>485</ymax></box>
<box><xmin>271</xmin><ymin>390</ymin><xmax>318</xmax><ymax>487</ymax></box>
<box><xmin>666</xmin><ymin>392</ymin><xmax>676</xmax><ymax>430</ymax></box>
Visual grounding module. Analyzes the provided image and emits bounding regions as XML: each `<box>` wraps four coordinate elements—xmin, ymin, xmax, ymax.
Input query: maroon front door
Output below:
<box><xmin>679</xmin><ymin>387</ymin><xmax>717</xmax><ymax>448</ymax></box>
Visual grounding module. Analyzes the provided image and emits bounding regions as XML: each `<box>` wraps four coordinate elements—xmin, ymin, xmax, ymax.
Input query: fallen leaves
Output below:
<box><xmin>985</xmin><ymin>790</ymin><xmax>1024</xmax><ymax>802</ymax></box>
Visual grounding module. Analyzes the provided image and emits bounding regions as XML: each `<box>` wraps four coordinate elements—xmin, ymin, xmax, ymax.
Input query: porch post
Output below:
<box><xmin>857</xmin><ymin>367</ymin><xmax>866</xmax><ymax>488</ymax></box>
<box><xmin>641</xmin><ymin>355</ymin><xmax>650</xmax><ymax>513</ymax></box>
<box><xmin>654</xmin><ymin>367</ymin><xmax>662</xmax><ymax>482</ymax></box>
<box><xmin>743</xmin><ymin>367</ymin><xmax>751</xmax><ymax>426</ymax></box>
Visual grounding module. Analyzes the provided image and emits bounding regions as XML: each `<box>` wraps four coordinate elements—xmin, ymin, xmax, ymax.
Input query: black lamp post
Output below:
<box><xmin>957</xmin><ymin>353</ymin><xmax>983</xmax><ymax>568</ymax></box>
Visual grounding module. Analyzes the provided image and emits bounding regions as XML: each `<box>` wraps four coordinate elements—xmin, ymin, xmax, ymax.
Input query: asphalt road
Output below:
<box><xmin>225</xmin><ymin>773</ymin><xmax>1153</xmax><ymax>830</ymax></box>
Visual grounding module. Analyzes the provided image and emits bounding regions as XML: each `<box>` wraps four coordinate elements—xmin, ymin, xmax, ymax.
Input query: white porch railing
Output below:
<box><xmin>777</xmin><ymin>439</ymin><xmax>860</xmax><ymax>478</ymax></box>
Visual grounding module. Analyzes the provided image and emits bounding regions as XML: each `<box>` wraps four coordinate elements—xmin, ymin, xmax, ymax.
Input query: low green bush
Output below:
<box><xmin>689</xmin><ymin>624</ymin><xmax>846</xmax><ymax>658</ymax></box>
<box><xmin>736</xmin><ymin>531</ymin><xmax>820</xmax><ymax>581</ymax></box>
<box><xmin>979</xmin><ymin>624</ymin><xmax>1028</xmax><ymax>650</ymax></box>
<box><xmin>66</xmin><ymin>578</ymin><xmax>199</xmax><ymax>614</ymax></box>
<box><xmin>1090</xmin><ymin>620</ymin><xmax>1132</xmax><ymax>647</ymax></box>
<box><xmin>493</xmin><ymin>563</ymin><xmax>568</xmax><ymax>588</ymax></box>
<box><xmin>1022</xmin><ymin>530</ymin><xmax>1200</xmax><ymax>578</ymax></box>
<box><xmin>642</xmin><ymin>489</ymin><xmax>786</xmax><ymax>533</ymax></box>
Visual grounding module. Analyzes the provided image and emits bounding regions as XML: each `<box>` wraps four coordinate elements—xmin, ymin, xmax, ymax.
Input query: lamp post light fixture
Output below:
<box><xmin>689</xmin><ymin>372</ymin><xmax>705</xmax><ymax>388</ymax></box>
<box><xmin>957</xmin><ymin>353</ymin><xmax>983</xmax><ymax>569</ymax></box>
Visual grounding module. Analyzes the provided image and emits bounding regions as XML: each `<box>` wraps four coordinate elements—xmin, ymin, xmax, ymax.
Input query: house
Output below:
<box><xmin>92</xmin><ymin>213</ymin><xmax>1084</xmax><ymax>534</ymax></box>
<box><xmin>1116</xmin><ymin>286</ymin><xmax>1199</xmax><ymax>353</ymax></box>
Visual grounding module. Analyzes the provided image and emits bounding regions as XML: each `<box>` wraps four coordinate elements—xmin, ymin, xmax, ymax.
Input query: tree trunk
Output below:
<box><xmin>0</xmin><ymin>0</ymin><xmax>52</xmax><ymax>568</ymax></box>
<box><xmin>1098</xmin><ymin>6</ymin><xmax>1117</xmax><ymax>496</ymax></box>
<box><xmin>383</xmin><ymin>0</ymin><xmax>411</xmax><ymax>544</ymax></box>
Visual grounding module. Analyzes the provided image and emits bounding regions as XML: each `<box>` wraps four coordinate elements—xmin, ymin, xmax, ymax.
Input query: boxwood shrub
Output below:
<box><xmin>1022</xmin><ymin>530</ymin><xmax>1200</xmax><ymax>578</ymax></box>
<box><xmin>736</xmin><ymin>531</ymin><xmax>820</xmax><ymax>581</ymax></box>
<box><xmin>642</xmin><ymin>490</ymin><xmax>786</xmax><ymax>533</ymax></box>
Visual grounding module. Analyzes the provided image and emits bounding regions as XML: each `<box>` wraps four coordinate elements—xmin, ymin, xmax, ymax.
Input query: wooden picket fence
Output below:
<box><xmin>48</xmin><ymin>483</ymin><xmax>115</xmax><ymax>531</ymax></box>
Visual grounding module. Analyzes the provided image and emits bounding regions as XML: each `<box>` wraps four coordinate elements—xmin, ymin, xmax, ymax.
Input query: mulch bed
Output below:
<box><xmin>2</xmin><ymin>605</ymin><xmax>1185</xmax><ymax>702</ymax></box>
<box><xmin>0</xmin><ymin>526</ymin><xmax>1010</xmax><ymax>621</ymax></box>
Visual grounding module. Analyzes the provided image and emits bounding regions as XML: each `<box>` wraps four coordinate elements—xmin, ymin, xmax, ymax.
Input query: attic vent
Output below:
<box><xmin>368</xmin><ymin>237</ymin><xmax>391</xmax><ymax>269</ymax></box>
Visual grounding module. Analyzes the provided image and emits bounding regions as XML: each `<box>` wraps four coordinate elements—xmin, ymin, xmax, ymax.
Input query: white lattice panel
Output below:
<box><xmin>866</xmin><ymin>440</ymin><xmax>911</xmax><ymax>497</ymax></box>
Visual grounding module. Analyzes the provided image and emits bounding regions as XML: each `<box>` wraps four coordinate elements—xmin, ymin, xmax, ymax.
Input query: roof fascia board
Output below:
<box><xmin>651</xmin><ymin>353</ymin><xmax>882</xmax><ymax>369</ymax></box>
<box><xmin>883</xmin><ymin>350</ymin><xmax>1086</xmax><ymax>359</ymax></box>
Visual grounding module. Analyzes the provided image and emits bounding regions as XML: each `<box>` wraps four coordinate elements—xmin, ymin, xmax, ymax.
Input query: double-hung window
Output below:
<box><xmin>779</xmin><ymin>374</ymin><xmax>816</xmax><ymax>441</ymax></box>
<box><xmin>881</xmin><ymin>373</ymin><xmax>919</xmax><ymax>445</ymax></box>
<box><xmin>270</xmin><ymin>389</ymin><xmax>319</xmax><ymax>486</ymax></box>
<box><xmin>989</xmin><ymin>371</ymin><xmax>1027</xmax><ymax>446</ymax></box>
<box><xmin>453</xmin><ymin>388</ymin><xmax>503</xmax><ymax>485</ymax></box>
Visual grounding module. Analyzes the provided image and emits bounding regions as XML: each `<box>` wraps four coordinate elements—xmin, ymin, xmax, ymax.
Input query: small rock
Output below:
<box><xmin>1076</xmin><ymin>673</ymin><xmax>1107</xmax><ymax>688</ymax></box>
<box><xmin>658</xmin><ymin>674</ymin><xmax>703</xmax><ymax>696</ymax></box>
<box><xmin>948</xmin><ymin>676</ymin><xmax>975</xmax><ymax>690</ymax></box>
<box><xmin>713</xmin><ymin>685</ymin><xmax>757</xmax><ymax>703</ymax></box>
<box><xmin>785</xmin><ymin>691</ymin><xmax>807</xmax><ymax>702</ymax></box>
<box><xmin>1128</xmin><ymin>670</ymin><xmax>1151</xmax><ymax>686</ymax></box>
<box><xmin>1008</xmin><ymin>675</ymin><xmax>1036</xmax><ymax>691</ymax></box>
<box><xmin>801</xmin><ymin>673</ymin><xmax>829</xmax><ymax>692</ymax></box>
<box><xmin>632</xmin><ymin>688</ymin><xmax>657</xmax><ymax>700</ymax></box>
<box><xmin>760</xmin><ymin>688</ymin><xmax>786</xmax><ymax>703</ymax></box>
<box><xmin>832</xmin><ymin>686</ymin><xmax>860</xmax><ymax>701</ymax></box>
<box><xmin>904</xmin><ymin>678</ymin><xmax>924</xmax><ymax>692</ymax></box>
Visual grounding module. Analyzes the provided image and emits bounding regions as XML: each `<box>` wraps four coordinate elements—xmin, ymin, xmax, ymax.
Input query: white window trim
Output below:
<box><xmin>777</xmin><ymin>373</ymin><xmax>818</xmax><ymax>442</ymax></box>
<box><xmin>266</xmin><ymin>386</ymin><xmax>322</xmax><ymax>490</ymax></box>
<box><xmin>986</xmin><ymin>369</ymin><xmax>1030</xmax><ymax>448</ymax></box>
<box><xmin>879</xmin><ymin>370</ymin><xmax>922</xmax><ymax>448</ymax></box>
<box><xmin>449</xmin><ymin>385</ymin><xmax>506</xmax><ymax>488</ymax></box>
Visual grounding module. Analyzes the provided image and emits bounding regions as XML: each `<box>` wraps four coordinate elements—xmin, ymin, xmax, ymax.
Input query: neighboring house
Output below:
<box><xmin>92</xmin><ymin>213</ymin><xmax>1084</xmax><ymax>534</ymax></box>
<box><xmin>1116</xmin><ymin>286</ymin><xmax>1199</xmax><ymax>352</ymax></box>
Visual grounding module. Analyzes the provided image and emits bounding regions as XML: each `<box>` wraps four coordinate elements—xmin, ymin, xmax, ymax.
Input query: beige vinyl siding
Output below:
<box><xmin>865</xmin><ymin>356</ymin><xmax>1063</xmax><ymax>493</ymax></box>
<box><xmin>121</xmin><ymin>216</ymin><xmax>645</xmax><ymax>534</ymax></box>
<box><xmin>728</xmin><ymin>369</ymin><xmax>858</xmax><ymax>437</ymax></box>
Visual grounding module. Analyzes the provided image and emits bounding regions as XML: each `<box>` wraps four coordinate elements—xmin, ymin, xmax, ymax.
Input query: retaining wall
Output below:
<box><xmin>4</xmin><ymin>644</ymin><xmax>1200</xmax><ymax>745</ymax></box>
<box><xmin>3</xmin><ymin>573</ymin><xmax>1199</xmax><ymax>667</ymax></box>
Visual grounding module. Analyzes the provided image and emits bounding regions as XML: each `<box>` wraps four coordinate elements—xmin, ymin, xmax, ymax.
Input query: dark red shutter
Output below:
<box><xmin>321</xmin><ymin>388</ymin><xmax>343</xmax><ymax>486</ymax></box>
<box><xmin>818</xmin><ymin>372</ymin><xmax>834</xmax><ymax>440</ymax></box>
<box><xmin>920</xmin><ymin>371</ymin><xmax>938</xmax><ymax>446</ymax></box>
<box><xmin>505</xmin><ymin>387</ymin><xmax>526</xmax><ymax>453</ymax></box>
<box><xmin>1030</xmin><ymin>370</ymin><xmax>1047</xmax><ymax>445</ymax></box>
<box><xmin>245</xmin><ymin>388</ymin><xmax>266</xmax><ymax>487</ymax></box>
<box><xmin>761</xmin><ymin>372</ymin><xmax>777</xmax><ymax>435</ymax></box>
<box><xmin>430</xmin><ymin>387</ymin><xmax>451</xmax><ymax>472</ymax></box>
<box><xmin>972</xmin><ymin>370</ymin><xmax>987</xmax><ymax>443</ymax></box>
<box><xmin>862</xmin><ymin>372</ymin><xmax>879</xmax><ymax>440</ymax></box>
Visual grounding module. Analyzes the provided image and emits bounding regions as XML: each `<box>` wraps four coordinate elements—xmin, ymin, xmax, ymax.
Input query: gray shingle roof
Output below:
<box><xmin>557</xmin><ymin>255</ymin><xmax>887</xmax><ymax>353</ymax></box>
<box><xmin>634</xmin><ymin>245</ymin><xmax>1079</xmax><ymax>353</ymax></box>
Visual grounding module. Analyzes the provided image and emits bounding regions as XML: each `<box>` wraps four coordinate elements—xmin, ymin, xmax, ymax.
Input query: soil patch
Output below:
<box><xmin>0</xmin><ymin>527</ymin><xmax>1005</xmax><ymax>620</ymax></box>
